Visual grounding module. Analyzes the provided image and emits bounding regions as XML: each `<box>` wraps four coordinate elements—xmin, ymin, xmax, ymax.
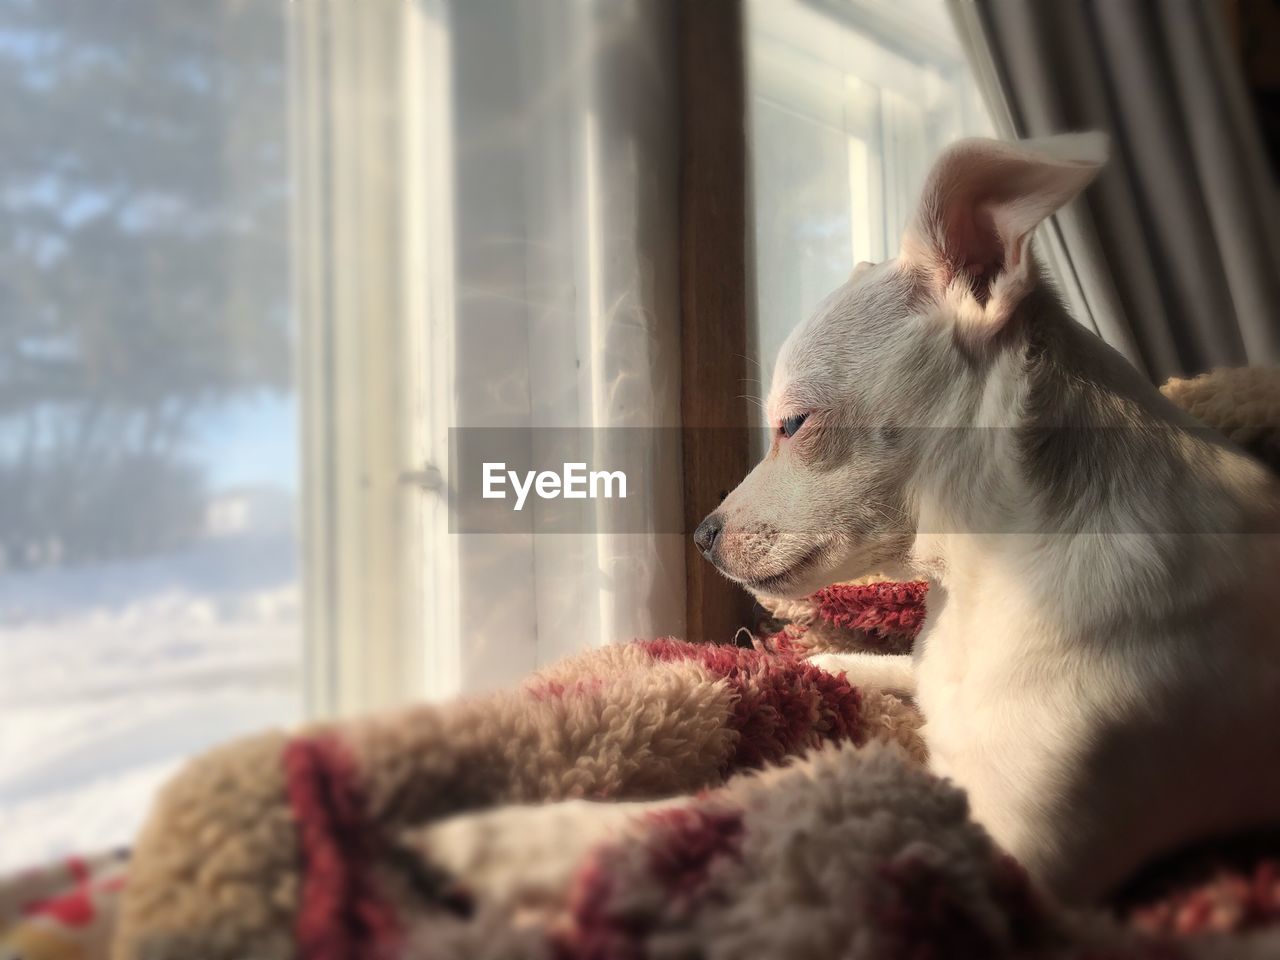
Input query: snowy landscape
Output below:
<box><xmin>0</xmin><ymin>519</ymin><xmax>301</xmax><ymax>872</ymax></box>
<box><xmin>0</xmin><ymin>0</ymin><xmax>302</xmax><ymax>876</ymax></box>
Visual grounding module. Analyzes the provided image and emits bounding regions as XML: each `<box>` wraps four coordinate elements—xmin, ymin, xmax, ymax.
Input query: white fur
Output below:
<box><xmin>705</xmin><ymin>134</ymin><xmax>1280</xmax><ymax>902</ymax></box>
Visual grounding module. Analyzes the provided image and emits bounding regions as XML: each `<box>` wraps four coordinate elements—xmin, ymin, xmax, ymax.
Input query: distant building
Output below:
<box><xmin>204</xmin><ymin>487</ymin><xmax>295</xmax><ymax>538</ymax></box>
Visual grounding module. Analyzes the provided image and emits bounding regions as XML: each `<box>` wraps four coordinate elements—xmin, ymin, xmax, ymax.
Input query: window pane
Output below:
<box><xmin>0</xmin><ymin>1</ymin><xmax>298</xmax><ymax>869</ymax></box>
<box><xmin>747</xmin><ymin>0</ymin><xmax>992</xmax><ymax>438</ymax></box>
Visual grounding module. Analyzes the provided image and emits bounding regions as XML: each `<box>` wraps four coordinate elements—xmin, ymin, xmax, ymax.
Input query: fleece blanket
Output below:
<box><xmin>1</xmin><ymin>366</ymin><xmax>1278</xmax><ymax>960</ymax></box>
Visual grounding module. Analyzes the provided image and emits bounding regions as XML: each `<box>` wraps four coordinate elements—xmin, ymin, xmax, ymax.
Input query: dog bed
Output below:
<box><xmin>2</xmin><ymin>366</ymin><xmax>1278</xmax><ymax>960</ymax></box>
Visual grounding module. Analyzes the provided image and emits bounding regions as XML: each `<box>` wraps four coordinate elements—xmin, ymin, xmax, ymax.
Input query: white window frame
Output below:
<box><xmin>288</xmin><ymin>1</ymin><xmax>459</xmax><ymax>717</ymax></box>
<box><xmin>288</xmin><ymin>0</ymin><xmax>685</xmax><ymax>718</ymax></box>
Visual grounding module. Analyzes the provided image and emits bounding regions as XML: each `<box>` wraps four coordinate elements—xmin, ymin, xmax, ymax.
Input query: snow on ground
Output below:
<box><xmin>0</xmin><ymin>534</ymin><xmax>301</xmax><ymax>872</ymax></box>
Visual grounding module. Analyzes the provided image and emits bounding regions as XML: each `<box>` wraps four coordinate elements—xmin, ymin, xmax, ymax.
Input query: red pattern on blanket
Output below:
<box><xmin>5</xmin><ymin>581</ymin><xmax>1280</xmax><ymax>960</ymax></box>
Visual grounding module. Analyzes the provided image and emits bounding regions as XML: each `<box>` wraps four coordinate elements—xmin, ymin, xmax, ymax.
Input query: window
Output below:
<box><xmin>0</xmin><ymin>0</ymin><xmax>685</xmax><ymax>868</ymax></box>
<box><xmin>0</xmin><ymin>1</ymin><xmax>298</xmax><ymax>868</ymax></box>
<box><xmin>0</xmin><ymin>0</ymin><xmax>989</xmax><ymax>870</ymax></box>
<box><xmin>746</xmin><ymin>0</ymin><xmax>992</xmax><ymax>435</ymax></box>
<box><xmin>289</xmin><ymin>0</ymin><xmax>686</xmax><ymax>715</ymax></box>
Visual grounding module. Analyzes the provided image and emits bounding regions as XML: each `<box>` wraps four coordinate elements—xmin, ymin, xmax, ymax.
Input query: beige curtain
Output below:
<box><xmin>289</xmin><ymin>0</ymin><xmax>686</xmax><ymax>714</ymax></box>
<box><xmin>950</xmin><ymin>0</ymin><xmax>1280</xmax><ymax>381</ymax></box>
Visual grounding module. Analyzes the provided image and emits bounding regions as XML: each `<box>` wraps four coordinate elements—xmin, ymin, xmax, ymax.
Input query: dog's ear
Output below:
<box><xmin>901</xmin><ymin>133</ymin><xmax>1107</xmax><ymax>340</ymax></box>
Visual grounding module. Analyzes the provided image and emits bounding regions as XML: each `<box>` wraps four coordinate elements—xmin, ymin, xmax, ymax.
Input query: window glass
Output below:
<box><xmin>747</xmin><ymin>0</ymin><xmax>992</xmax><ymax>438</ymax></box>
<box><xmin>0</xmin><ymin>1</ymin><xmax>298</xmax><ymax>868</ymax></box>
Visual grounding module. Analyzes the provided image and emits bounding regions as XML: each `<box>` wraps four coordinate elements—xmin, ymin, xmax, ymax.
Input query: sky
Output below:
<box><xmin>185</xmin><ymin>394</ymin><xmax>298</xmax><ymax>493</ymax></box>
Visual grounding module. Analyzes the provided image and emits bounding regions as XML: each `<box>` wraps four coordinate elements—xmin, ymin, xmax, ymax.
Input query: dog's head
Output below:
<box><xmin>695</xmin><ymin>134</ymin><xmax>1107</xmax><ymax>597</ymax></box>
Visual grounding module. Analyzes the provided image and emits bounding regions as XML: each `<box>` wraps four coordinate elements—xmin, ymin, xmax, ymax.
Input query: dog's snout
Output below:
<box><xmin>694</xmin><ymin>513</ymin><xmax>723</xmax><ymax>559</ymax></box>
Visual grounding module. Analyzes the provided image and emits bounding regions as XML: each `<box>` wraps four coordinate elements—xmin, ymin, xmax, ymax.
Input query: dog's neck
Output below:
<box><xmin>908</xmin><ymin>284</ymin><xmax>1266</xmax><ymax>628</ymax></box>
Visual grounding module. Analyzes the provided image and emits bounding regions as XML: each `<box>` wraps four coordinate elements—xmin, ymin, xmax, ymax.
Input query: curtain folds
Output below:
<box><xmin>950</xmin><ymin>0</ymin><xmax>1280</xmax><ymax>381</ymax></box>
<box><xmin>291</xmin><ymin>0</ymin><xmax>686</xmax><ymax>712</ymax></box>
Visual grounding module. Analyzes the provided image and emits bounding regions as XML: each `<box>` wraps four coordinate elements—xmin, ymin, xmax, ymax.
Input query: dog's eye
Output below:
<box><xmin>780</xmin><ymin>413</ymin><xmax>808</xmax><ymax>439</ymax></box>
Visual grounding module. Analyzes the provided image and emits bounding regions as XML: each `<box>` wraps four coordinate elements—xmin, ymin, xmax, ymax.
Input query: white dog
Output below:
<box><xmin>693</xmin><ymin>133</ymin><xmax>1280</xmax><ymax>902</ymax></box>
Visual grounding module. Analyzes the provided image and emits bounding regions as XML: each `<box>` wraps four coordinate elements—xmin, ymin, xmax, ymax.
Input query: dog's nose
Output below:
<box><xmin>694</xmin><ymin>513</ymin><xmax>723</xmax><ymax>559</ymax></box>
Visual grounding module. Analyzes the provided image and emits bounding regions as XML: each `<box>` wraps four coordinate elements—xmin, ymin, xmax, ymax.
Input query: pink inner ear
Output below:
<box><xmin>946</xmin><ymin>199</ymin><xmax>1005</xmax><ymax>303</ymax></box>
<box><xmin>904</xmin><ymin>135</ymin><xmax>1107</xmax><ymax>336</ymax></box>
<box><xmin>910</xmin><ymin>137</ymin><xmax>1105</xmax><ymax>313</ymax></box>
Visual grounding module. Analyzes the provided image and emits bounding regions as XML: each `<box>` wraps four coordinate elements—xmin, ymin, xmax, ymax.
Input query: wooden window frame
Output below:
<box><xmin>678</xmin><ymin>0</ymin><xmax>757</xmax><ymax>644</ymax></box>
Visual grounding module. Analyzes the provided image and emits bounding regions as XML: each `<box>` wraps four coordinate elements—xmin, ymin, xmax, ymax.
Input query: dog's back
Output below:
<box><xmin>918</xmin><ymin>310</ymin><xmax>1280</xmax><ymax>901</ymax></box>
